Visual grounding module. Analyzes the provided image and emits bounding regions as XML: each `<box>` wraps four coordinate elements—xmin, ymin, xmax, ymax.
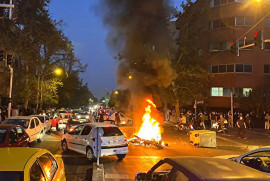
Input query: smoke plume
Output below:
<box><xmin>99</xmin><ymin>0</ymin><xmax>177</xmax><ymax>124</ymax></box>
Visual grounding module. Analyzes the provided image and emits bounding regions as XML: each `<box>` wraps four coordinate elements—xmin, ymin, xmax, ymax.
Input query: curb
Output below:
<box><xmin>92</xmin><ymin>163</ymin><xmax>105</xmax><ymax>181</ymax></box>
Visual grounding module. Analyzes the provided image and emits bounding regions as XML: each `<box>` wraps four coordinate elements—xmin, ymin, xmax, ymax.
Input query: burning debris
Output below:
<box><xmin>128</xmin><ymin>99</ymin><xmax>168</xmax><ymax>149</ymax></box>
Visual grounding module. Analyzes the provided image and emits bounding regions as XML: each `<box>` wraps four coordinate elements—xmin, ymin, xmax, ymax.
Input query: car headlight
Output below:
<box><xmin>26</xmin><ymin>138</ymin><xmax>30</xmax><ymax>141</ymax></box>
<box><xmin>77</xmin><ymin>115</ymin><xmax>81</xmax><ymax>119</ymax></box>
<box><xmin>86</xmin><ymin>116</ymin><xmax>89</xmax><ymax>119</ymax></box>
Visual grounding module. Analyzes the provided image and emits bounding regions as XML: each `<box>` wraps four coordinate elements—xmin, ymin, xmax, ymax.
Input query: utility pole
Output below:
<box><xmin>230</xmin><ymin>90</ymin><xmax>234</xmax><ymax>127</ymax></box>
<box><xmin>7</xmin><ymin>65</ymin><xmax>13</xmax><ymax>118</ymax></box>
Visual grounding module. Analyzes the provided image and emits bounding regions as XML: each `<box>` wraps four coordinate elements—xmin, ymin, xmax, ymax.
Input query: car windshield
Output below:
<box><xmin>0</xmin><ymin>171</ymin><xmax>24</xmax><ymax>181</ymax></box>
<box><xmin>102</xmin><ymin>127</ymin><xmax>123</xmax><ymax>136</ymax></box>
<box><xmin>0</xmin><ymin>129</ymin><xmax>7</xmax><ymax>144</ymax></box>
<box><xmin>37</xmin><ymin>116</ymin><xmax>44</xmax><ymax>123</ymax></box>
<box><xmin>6</xmin><ymin>119</ymin><xmax>30</xmax><ymax>129</ymax></box>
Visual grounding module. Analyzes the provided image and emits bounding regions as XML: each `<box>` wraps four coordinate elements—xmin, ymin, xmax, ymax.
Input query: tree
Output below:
<box><xmin>109</xmin><ymin>89</ymin><xmax>131</xmax><ymax>113</ymax></box>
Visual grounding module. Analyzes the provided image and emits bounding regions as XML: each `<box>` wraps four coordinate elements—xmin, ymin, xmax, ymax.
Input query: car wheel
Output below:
<box><xmin>37</xmin><ymin>130</ymin><xmax>44</xmax><ymax>142</ymax></box>
<box><xmin>116</xmin><ymin>154</ymin><xmax>126</xmax><ymax>160</ymax></box>
<box><xmin>86</xmin><ymin>147</ymin><xmax>95</xmax><ymax>162</ymax></box>
<box><xmin>62</xmin><ymin>140</ymin><xmax>69</xmax><ymax>152</ymax></box>
<box><xmin>27</xmin><ymin>143</ymin><xmax>31</xmax><ymax>147</ymax></box>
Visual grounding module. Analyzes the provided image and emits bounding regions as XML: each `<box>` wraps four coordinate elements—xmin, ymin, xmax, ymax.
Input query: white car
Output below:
<box><xmin>30</xmin><ymin>115</ymin><xmax>52</xmax><ymax>133</ymax></box>
<box><xmin>5</xmin><ymin>116</ymin><xmax>44</xmax><ymax>143</ymax></box>
<box><xmin>61</xmin><ymin>123</ymin><xmax>128</xmax><ymax>161</ymax></box>
<box><xmin>109</xmin><ymin>112</ymin><xmax>132</xmax><ymax>125</ymax></box>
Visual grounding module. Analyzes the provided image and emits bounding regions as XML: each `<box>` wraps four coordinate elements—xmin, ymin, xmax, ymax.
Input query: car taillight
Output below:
<box><xmin>101</xmin><ymin>139</ymin><xmax>103</xmax><ymax>144</ymax></box>
<box><xmin>124</xmin><ymin>137</ymin><xmax>127</xmax><ymax>142</ymax></box>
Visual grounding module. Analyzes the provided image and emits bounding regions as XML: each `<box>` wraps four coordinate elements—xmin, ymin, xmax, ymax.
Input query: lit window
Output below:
<box><xmin>211</xmin><ymin>87</ymin><xmax>223</xmax><ymax>96</ymax></box>
<box><xmin>243</xmin><ymin>88</ymin><xmax>252</xmax><ymax>96</ymax></box>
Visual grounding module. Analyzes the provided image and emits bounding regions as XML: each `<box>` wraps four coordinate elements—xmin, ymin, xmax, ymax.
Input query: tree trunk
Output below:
<box><xmin>35</xmin><ymin>70</ymin><xmax>40</xmax><ymax>113</ymax></box>
<box><xmin>23</xmin><ymin>64</ymin><xmax>29</xmax><ymax>109</ymax></box>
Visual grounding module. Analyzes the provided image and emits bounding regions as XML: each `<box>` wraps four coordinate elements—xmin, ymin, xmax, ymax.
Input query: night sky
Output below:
<box><xmin>49</xmin><ymin>0</ymin><xmax>181</xmax><ymax>99</ymax></box>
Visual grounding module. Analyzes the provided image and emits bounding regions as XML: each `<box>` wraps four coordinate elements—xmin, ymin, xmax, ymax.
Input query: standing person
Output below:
<box><xmin>264</xmin><ymin>113</ymin><xmax>270</xmax><ymax>130</ymax></box>
<box><xmin>237</xmin><ymin>116</ymin><xmax>247</xmax><ymax>139</ymax></box>
<box><xmin>99</xmin><ymin>111</ymin><xmax>104</xmax><ymax>122</ymax></box>
<box><xmin>218</xmin><ymin>114</ymin><xmax>226</xmax><ymax>133</ymax></box>
<box><xmin>210</xmin><ymin>112</ymin><xmax>215</xmax><ymax>128</ymax></box>
<box><xmin>115</xmin><ymin>112</ymin><xmax>120</xmax><ymax>126</ymax></box>
<box><xmin>199</xmin><ymin>113</ymin><xmax>206</xmax><ymax>130</ymax></box>
<box><xmin>245</xmin><ymin>114</ymin><xmax>251</xmax><ymax>129</ymax></box>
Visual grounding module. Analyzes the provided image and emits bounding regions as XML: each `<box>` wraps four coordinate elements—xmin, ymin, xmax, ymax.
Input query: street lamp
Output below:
<box><xmin>114</xmin><ymin>90</ymin><xmax>119</xmax><ymax>95</ymax></box>
<box><xmin>54</xmin><ymin>68</ymin><xmax>62</xmax><ymax>76</ymax></box>
<box><xmin>128</xmin><ymin>75</ymin><xmax>133</xmax><ymax>80</ymax></box>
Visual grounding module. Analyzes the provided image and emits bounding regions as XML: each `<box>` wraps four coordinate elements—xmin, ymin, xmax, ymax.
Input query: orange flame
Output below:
<box><xmin>136</xmin><ymin>98</ymin><xmax>162</xmax><ymax>141</ymax></box>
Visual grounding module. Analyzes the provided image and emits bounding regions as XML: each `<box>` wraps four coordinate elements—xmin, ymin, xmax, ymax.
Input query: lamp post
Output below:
<box><xmin>40</xmin><ymin>68</ymin><xmax>62</xmax><ymax>110</ymax></box>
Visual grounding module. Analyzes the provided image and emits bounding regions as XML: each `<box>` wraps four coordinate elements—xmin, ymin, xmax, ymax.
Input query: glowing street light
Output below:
<box><xmin>54</xmin><ymin>68</ymin><xmax>63</xmax><ymax>76</ymax></box>
<box><xmin>128</xmin><ymin>75</ymin><xmax>133</xmax><ymax>80</ymax></box>
<box><xmin>114</xmin><ymin>90</ymin><xmax>119</xmax><ymax>95</ymax></box>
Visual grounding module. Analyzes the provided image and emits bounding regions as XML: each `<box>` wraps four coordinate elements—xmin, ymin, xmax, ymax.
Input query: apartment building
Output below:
<box><xmin>176</xmin><ymin>0</ymin><xmax>270</xmax><ymax>108</ymax></box>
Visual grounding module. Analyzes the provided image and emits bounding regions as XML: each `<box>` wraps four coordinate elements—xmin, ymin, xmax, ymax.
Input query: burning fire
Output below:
<box><xmin>136</xmin><ymin>99</ymin><xmax>162</xmax><ymax>142</ymax></box>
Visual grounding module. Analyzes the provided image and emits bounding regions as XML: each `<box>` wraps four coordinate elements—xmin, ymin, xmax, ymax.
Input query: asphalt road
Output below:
<box><xmin>32</xmin><ymin>122</ymin><xmax>270</xmax><ymax>181</ymax></box>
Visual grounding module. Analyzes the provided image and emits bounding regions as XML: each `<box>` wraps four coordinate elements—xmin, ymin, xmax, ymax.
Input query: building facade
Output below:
<box><xmin>176</xmin><ymin>0</ymin><xmax>270</xmax><ymax>108</ymax></box>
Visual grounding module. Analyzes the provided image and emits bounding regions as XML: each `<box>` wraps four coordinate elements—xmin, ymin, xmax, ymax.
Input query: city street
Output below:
<box><xmin>32</xmin><ymin>122</ymin><xmax>270</xmax><ymax>181</ymax></box>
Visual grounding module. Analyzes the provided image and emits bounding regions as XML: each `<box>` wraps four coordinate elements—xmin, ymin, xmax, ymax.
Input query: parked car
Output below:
<box><xmin>61</xmin><ymin>123</ymin><xmax>128</xmax><ymax>161</ymax></box>
<box><xmin>0</xmin><ymin>125</ymin><xmax>30</xmax><ymax>147</ymax></box>
<box><xmin>4</xmin><ymin>116</ymin><xmax>44</xmax><ymax>143</ymax></box>
<box><xmin>31</xmin><ymin>114</ymin><xmax>52</xmax><ymax>133</ymax></box>
<box><xmin>0</xmin><ymin>147</ymin><xmax>66</xmax><ymax>181</ymax></box>
<box><xmin>135</xmin><ymin>157</ymin><xmax>270</xmax><ymax>181</ymax></box>
<box><xmin>109</xmin><ymin>112</ymin><xmax>132</xmax><ymax>125</ymax></box>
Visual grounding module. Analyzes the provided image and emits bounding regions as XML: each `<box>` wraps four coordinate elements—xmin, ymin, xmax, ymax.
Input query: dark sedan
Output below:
<box><xmin>0</xmin><ymin>125</ymin><xmax>30</xmax><ymax>148</ymax></box>
<box><xmin>135</xmin><ymin>157</ymin><xmax>270</xmax><ymax>181</ymax></box>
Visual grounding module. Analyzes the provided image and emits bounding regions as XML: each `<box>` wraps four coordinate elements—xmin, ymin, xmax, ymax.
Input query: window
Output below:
<box><xmin>30</xmin><ymin>120</ymin><xmax>35</xmax><ymax>129</ymax></box>
<box><xmin>6</xmin><ymin>119</ymin><xmax>30</xmax><ymax>129</ymax></box>
<box><xmin>210</xmin><ymin>0</ymin><xmax>235</xmax><ymax>7</ymax></box>
<box><xmin>236</xmin><ymin>17</ymin><xmax>244</xmax><ymax>26</ymax></box>
<box><xmin>16</xmin><ymin>127</ymin><xmax>24</xmax><ymax>138</ymax></box>
<box><xmin>213</xmin><ymin>20</ymin><xmax>220</xmax><ymax>29</ymax></box>
<box><xmin>152</xmin><ymin>163</ymin><xmax>173</xmax><ymax>180</ymax></box>
<box><xmin>9</xmin><ymin>129</ymin><xmax>17</xmax><ymax>144</ymax></box>
<box><xmin>219</xmin><ymin>65</ymin><xmax>226</xmax><ymax>73</ymax></box>
<box><xmin>101</xmin><ymin>127</ymin><xmax>123</xmax><ymax>137</ymax></box>
<box><xmin>81</xmin><ymin>126</ymin><xmax>92</xmax><ymax>135</ymax></box>
<box><xmin>0</xmin><ymin>129</ymin><xmax>7</xmax><ymax>144</ymax></box>
<box><xmin>38</xmin><ymin>154</ymin><xmax>58</xmax><ymax>181</ymax></box>
<box><xmin>73</xmin><ymin>126</ymin><xmax>84</xmax><ymax>135</ymax></box>
<box><xmin>37</xmin><ymin>116</ymin><xmax>45</xmax><ymax>123</ymax></box>
<box><xmin>0</xmin><ymin>172</ymin><xmax>24</xmax><ymax>181</ymax></box>
<box><xmin>212</xmin><ymin>65</ymin><xmax>219</xmax><ymax>73</ymax></box>
<box><xmin>211</xmin><ymin>87</ymin><xmax>223</xmax><ymax>96</ymax></box>
<box><xmin>214</xmin><ymin>0</ymin><xmax>221</xmax><ymax>6</ymax></box>
<box><xmin>236</xmin><ymin>64</ymin><xmax>244</xmax><ymax>72</ymax></box>
<box><xmin>224</xmin><ymin>88</ymin><xmax>232</xmax><ymax>96</ymax></box>
<box><xmin>227</xmin><ymin>64</ymin><xmax>235</xmax><ymax>72</ymax></box>
<box><xmin>236</xmin><ymin>17</ymin><xmax>253</xmax><ymax>26</ymax></box>
<box><xmin>264</xmin><ymin>64</ymin><xmax>270</xmax><ymax>74</ymax></box>
<box><xmin>240</xmin><ymin>151</ymin><xmax>270</xmax><ymax>173</ymax></box>
<box><xmin>243</xmin><ymin>88</ymin><xmax>252</xmax><ymax>96</ymax></box>
<box><xmin>34</xmin><ymin>119</ymin><xmax>40</xmax><ymax>126</ymax></box>
<box><xmin>244</xmin><ymin>64</ymin><xmax>252</xmax><ymax>73</ymax></box>
<box><xmin>30</xmin><ymin>161</ymin><xmax>46</xmax><ymax>181</ymax></box>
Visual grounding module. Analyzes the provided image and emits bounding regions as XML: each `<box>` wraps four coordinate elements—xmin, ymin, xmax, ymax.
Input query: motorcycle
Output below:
<box><xmin>212</xmin><ymin>120</ymin><xmax>229</xmax><ymax>133</ymax></box>
<box><xmin>174</xmin><ymin>121</ymin><xmax>194</xmax><ymax>132</ymax></box>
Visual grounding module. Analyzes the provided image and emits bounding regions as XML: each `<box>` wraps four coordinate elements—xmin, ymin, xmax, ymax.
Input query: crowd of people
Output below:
<box><xmin>166</xmin><ymin>109</ymin><xmax>270</xmax><ymax>139</ymax></box>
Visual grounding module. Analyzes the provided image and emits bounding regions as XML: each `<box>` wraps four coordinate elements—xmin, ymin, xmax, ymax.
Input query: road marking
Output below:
<box><xmin>105</xmin><ymin>173</ymin><xmax>134</xmax><ymax>180</ymax></box>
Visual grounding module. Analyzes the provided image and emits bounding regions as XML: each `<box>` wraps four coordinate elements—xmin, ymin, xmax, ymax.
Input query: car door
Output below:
<box><xmin>45</xmin><ymin>116</ymin><xmax>51</xmax><ymax>131</ymax></box>
<box><xmin>29</xmin><ymin>160</ymin><xmax>46</xmax><ymax>181</ymax></box>
<box><xmin>34</xmin><ymin>118</ymin><xmax>42</xmax><ymax>137</ymax></box>
<box><xmin>71</xmin><ymin>125</ymin><xmax>84</xmax><ymax>152</ymax></box>
<box><xmin>66</xmin><ymin>125</ymin><xmax>84</xmax><ymax>152</ymax></box>
<box><xmin>77</xmin><ymin>125</ymin><xmax>92</xmax><ymax>153</ymax></box>
<box><xmin>28</xmin><ymin>119</ymin><xmax>36</xmax><ymax>142</ymax></box>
